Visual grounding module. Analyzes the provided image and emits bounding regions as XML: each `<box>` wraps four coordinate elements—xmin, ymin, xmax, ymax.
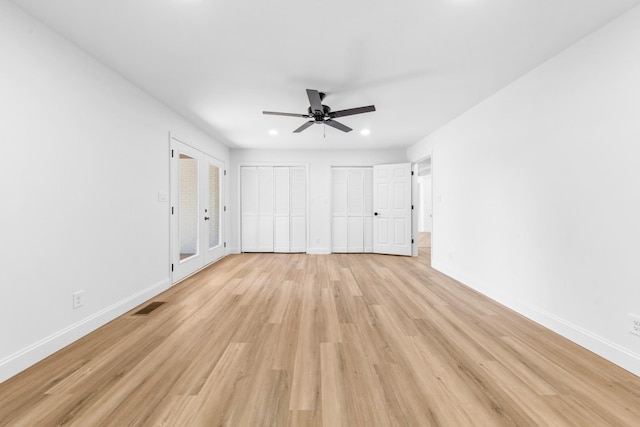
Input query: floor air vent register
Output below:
<box><xmin>132</xmin><ymin>301</ymin><xmax>165</xmax><ymax>315</ymax></box>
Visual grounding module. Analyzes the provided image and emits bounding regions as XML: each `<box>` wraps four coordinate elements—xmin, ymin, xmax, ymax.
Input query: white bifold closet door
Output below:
<box><xmin>241</xmin><ymin>167</ymin><xmax>270</xmax><ymax>252</ymax></box>
<box><xmin>331</xmin><ymin>167</ymin><xmax>373</xmax><ymax>253</ymax></box>
<box><xmin>274</xmin><ymin>167</ymin><xmax>290</xmax><ymax>252</ymax></box>
<box><xmin>289</xmin><ymin>167</ymin><xmax>307</xmax><ymax>252</ymax></box>
<box><xmin>241</xmin><ymin>166</ymin><xmax>306</xmax><ymax>253</ymax></box>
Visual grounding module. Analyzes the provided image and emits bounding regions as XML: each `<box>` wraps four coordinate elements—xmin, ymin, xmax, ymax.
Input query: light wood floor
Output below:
<box><xmin>2</xmin><ymin>250</ymin><xmax>640</xmax><ymax>426</ymax></box>
<box><xmin>418</xmin><ymin>231</ymin><xmax>431</xmax><ymax>248</ymax></box>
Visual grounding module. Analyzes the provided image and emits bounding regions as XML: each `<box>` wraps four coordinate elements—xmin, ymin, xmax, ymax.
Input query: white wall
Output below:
<box><xmin>408</xmin><ymin>5</ymin><xmax>640</xmax><ymax>375</ymax></box>
<box><xmin>0</xmin><ymin>0</ymin><xmax>229</xmax><ymax>382</ymax></box>
<box><xmin>229</xmin><ymin>149</ymin><xmax>408</xmax><ymax>254</ymax></box>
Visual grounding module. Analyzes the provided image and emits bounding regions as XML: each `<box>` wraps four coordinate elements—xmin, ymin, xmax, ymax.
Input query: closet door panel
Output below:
<box><xmin>364</xmin><ymin>216</ymin><xmax>374</xmax><ymax>252</ymax></box>
<box><xmin>290</xmin><ymin>216</ymin><xmax>306</xmax><ymax>253</ymax></box>
<box><xmin>332</xmin><ymin>217</ymin><xmax>348</xmax><ymax>253</ymax></box>
<box><xmin>274</xmin><ymin>167</ymin><xmax>290</xmax><ymax>215</ymax></box>
<box><xmin>241</xmin><ymin>167</ymin><xmax>259</xmax><ymax>252</ymax></box>
<box><xmin>290</xmin><ymin>167</ymin><xmax>306</xmax><ymax>216</ymax></box>
<box><xmin>242</xmin><ymin>215</ymin><xmax>259</xmax><ymax>252</ymax></box>
<box><xmin>331</xmin><ymin>168</ymin><xmax>348</xmax><ymax>252</ymax></box>
<box><xmin>274</xmin><ymin>216</ymin><xmax>290</xmax><ymax>252</ymax></box>
<box><xmin>347</xmin><ymin>168</ymin><xmax>364</xmax><ymax>252</ymax></box>
<box><xmin>258</xmin><ymin>215</ymin><xmax>274</xmax><ymax>252</ymax></box>
<box><xmin>274</xmin><ymin>167</ymin><xmax>290</xmax><ymax>252</ymax></box>
<box><xmin>257</xmin><ymin>167</ymin><xmax>274</xmax><ymax>252</ymax></box>
<box><xmin>348</xmin><ymin>217</ymin><xmax>364</xmax><ymax>252</ymax></box>
<box><xmin>364</xmin><ymin>167</ymin><xmax>374</xmax><ymax>253</ymax></box>
<box><xmin>290</xmin><ymin>167</ymin><xmax>306</xmax><ymax>252</ymax></box>
<box><xmin>258</xmin><ymin>167</ymin><xmax>274</xmax><ymax>214</ymax></box>
<box><xmin>348</xmin><ymin>168</ymin><xmax>364</xmax><ymax>216</ymax></box>
<box><xmin>332</xmin><ymin>168</ymin><xmax>348</xmax><ymax>216</ymax></box>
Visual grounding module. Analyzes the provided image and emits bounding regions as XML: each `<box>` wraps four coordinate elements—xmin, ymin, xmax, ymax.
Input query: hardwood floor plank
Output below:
<box><xmin>289</xmin><ymin>275</ymin><xmax>321</xmax><ymax>411</ymax></box>
<box><xmin>320</xmin><ymin>343</ymin><xmax>347</xmax><ymax>427</ymax></box>
<box><xmin>338</xmin><ymin>324</ymin><xmax>393</xmax><ymax>426</ymax></box>
<box><xmin>189</xmin><ymin>342</ymin><xmax>252</xmax><ymax>426</ymax></box>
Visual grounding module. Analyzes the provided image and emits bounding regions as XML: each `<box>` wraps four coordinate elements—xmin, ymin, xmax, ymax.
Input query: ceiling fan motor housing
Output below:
<box><xmin>308</xmin><ymin>104</ymin><xmax>332</xmax><ymax>120</ymax></box>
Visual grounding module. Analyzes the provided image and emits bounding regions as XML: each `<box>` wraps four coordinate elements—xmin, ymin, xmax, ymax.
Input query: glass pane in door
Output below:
<box><xmin>209</xmin><ymin>164</ymin><xmax>220</xmax><ymax>248</ymax></box>
<box><xmin>179</xmin><ymin>153</ymin><xmax>198</xmax><ymax>260</ymax></box>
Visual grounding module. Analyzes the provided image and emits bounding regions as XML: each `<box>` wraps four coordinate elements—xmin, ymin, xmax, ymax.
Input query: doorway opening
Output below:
<box><xmin>415</xmin><ymin>156</ymin><xmax>432</xmax><ymax>255</ymax></box>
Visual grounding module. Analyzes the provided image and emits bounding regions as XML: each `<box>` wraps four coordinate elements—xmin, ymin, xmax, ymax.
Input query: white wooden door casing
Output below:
<box><xmin>373</xmin><ymin>163</ymin><xmax>412</xmax><ymax>256</ymax></box>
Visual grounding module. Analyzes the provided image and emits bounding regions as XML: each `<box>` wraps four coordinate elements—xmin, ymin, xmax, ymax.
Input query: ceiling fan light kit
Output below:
<box><xmin>263</xmin><ymin>89</ymin><xmax>375</xmax><ymax>134</ymax></box>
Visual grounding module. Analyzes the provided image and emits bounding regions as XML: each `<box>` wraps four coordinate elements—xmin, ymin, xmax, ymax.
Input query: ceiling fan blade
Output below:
<box><xmin>263</xmin><ymin>111</ymin><xmax>309</xmax><ymax>118</ymax></box>
<box><xmin>325</xmin><ymin>119</ymin><xmax>352</xmax><ymax>133</ymax></box>
<box><xmin>306</xmin><ymin>89</ymin><xmax>324</xmax><ymax>115</ymax></box>
<box><xmin>329</xmin><ymin>105</ymin><xmax>376</xmax><ymax>118</ymax></box>
<box><xmin>293</xmin><ymin>120</ymin><xmax>315</xmax><ymax>133</ymax></box>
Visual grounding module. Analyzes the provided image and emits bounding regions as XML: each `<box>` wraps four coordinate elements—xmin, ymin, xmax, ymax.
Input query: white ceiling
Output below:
<box><xmin>10</xmin><ymin>0</ymin><xmax>640</xmax><ymax>150</ymax></box>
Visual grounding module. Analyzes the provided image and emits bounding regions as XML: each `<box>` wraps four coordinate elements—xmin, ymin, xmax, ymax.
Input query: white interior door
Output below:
<box><xmin>258</xmin><ymin>167</ymin><xmax>275</xmax><ymax>252</ymax></box>
<box><xmin>373</xmin><ymin>163</ymin><xmax>412</xmax><ymax>256</ymax></box>
<box><xmin>274</xmin><ymin>167</ymin><xmax>290</xmax><ymax>252</ymax></box>
<box><xmin>241</xmin><ymin>165</ymin><xmax>306</xmax><ymax>253</ymax></box>
<box><xmin>331</xmin><ymin>167</ymin><xmax>374</xmax><ymax>253</ymax></box>
<box><xmin>171</xmin><ymin>139</ymin><xmax>225</xmax><ymax>282</ymax></box>
<box><xmin>290</xmin><ymin>167</ymin><xmax>307</xmax><ymax>252</ymax></box>
<box><xmin>241</xmin><ymin>167</ymin><xmax>259</xmax><ymax>252</ymax></box>
<box><xmin>203</xmin><ymin>154</ymin><xmax>225</xmax><ymax>265</ymax></box>
<box><xmin>364</xmin><ymin>167</ymin><xmax>374</xmax><ymax>252</ymax></box>
<box><xmin>331</xmin><ymin>168</ymin><xmax>349</xmax><ymax>252</ymax></box>
<box><xmin>347</xmin><ymin>168</ymin><xmax>365</xmax><ymax>252</ymax></box>
<box><xmin>241</xmin><ymin>166</ymin><xmax>275</xmax><ymax>252</ymax></box>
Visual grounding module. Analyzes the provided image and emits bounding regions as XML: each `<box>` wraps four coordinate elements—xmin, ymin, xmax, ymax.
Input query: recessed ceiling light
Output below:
<box><xmin>269</xmin><ymin>129</ymin><xmax>278</xmax><ymax>135</ymax></box>
<box><xmin>360</xmin><ymin>129</ymin><xmax>371</xmax><ymax>136</ymax></box>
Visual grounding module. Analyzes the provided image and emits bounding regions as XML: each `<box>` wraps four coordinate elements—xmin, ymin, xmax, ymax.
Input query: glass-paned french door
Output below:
<box><xmin>171</xmin><ymin>138</ymin><xmax>225</xmax><ymax>282</ymax></box>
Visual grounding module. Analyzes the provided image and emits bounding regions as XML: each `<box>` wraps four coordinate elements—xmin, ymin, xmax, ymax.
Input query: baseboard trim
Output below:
<box><xmin>432</xmin><ymin>260</ymin><xmax>640</xmax><ymax>378</ymax></box>
<box><xmin>0</xmin><ymin>278</ymin><xmax>171</xmax><ymax>384</ymax></box>
<box><xmin>308</xmin><ymin>248</ymin><xmax>331</xmax><ymax>255</ymax></box>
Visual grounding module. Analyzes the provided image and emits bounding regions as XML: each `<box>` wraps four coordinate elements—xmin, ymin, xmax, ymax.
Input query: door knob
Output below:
<box><xmin>204</xmin><ymin>216</ymin><xmax>210</xmax><ymax>221</ymax></box>
<box><xmin>374</xmin><ymin>212</ymin><xmax>379</xmax><ymax>216</ymax></box>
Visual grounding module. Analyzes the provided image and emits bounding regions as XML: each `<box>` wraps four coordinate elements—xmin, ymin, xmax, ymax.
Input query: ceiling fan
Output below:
<box><xmin>263</xmin><ymin>89</ymin><xmax>376</xmax><ymax>133</ymax></box>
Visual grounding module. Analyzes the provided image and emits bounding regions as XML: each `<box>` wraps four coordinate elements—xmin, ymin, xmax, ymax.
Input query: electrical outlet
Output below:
<box><xmin>630</xmin><ymin>314</ymin><xmax>640</xmax><ymax>337</ymax></box>
<box><xmin>73</xmin><ymin>290</ymin><xmax>84</xmax><ymax>309</ymax></box>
